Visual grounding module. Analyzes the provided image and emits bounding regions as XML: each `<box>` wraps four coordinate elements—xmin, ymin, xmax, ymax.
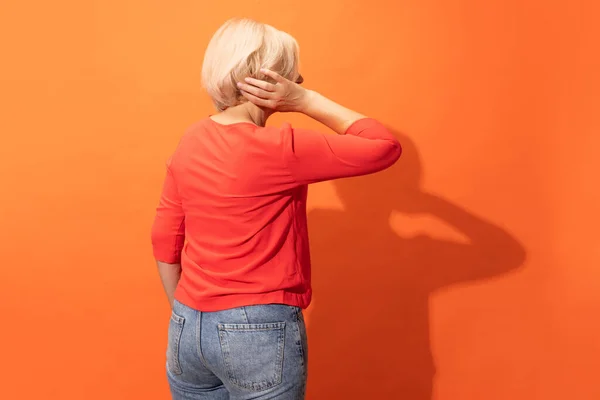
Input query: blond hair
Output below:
<box><xmin>201</xmin><ymin>18</ymin><xmax>300</xmax><ymax>111</ymax></box>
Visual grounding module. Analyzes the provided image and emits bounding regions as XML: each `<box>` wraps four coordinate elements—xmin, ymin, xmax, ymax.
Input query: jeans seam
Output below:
<box><xmin>295</xmin><ymin>321</ymin><xmax>305</xmax><ymax>367</ymax></box>
<box><xmin>196</xmin><ymin>311</ymin><xmax>211</xmax><ymax>370</ymax></box>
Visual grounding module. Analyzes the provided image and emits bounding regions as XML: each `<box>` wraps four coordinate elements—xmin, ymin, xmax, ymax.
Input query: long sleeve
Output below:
<box><xmin>151</xmin><ymin>162</ymin><xmax>185</xmax><ymax>263</ymax></box>
<box><xmin>282</xmin><ymin>118</ymin><xmax>402</xmax><ymax>185</ymax></box>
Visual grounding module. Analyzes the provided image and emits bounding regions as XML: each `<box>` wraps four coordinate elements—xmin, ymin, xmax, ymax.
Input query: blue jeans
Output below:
<box><xmin>166</xmin><ymin>300</ymin><xmax>308</xmax><ymax>399</ymax></box>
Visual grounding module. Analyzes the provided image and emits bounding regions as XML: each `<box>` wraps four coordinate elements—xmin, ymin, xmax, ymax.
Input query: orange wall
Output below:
<box><xmin>1</xmin><ymin>1</ymin><xmax>598</xmax><ymax>399</ymax></box>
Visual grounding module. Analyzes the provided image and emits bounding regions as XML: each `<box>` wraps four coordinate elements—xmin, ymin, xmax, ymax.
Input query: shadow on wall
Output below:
<box><xmin>306</xmin><ymin>130</ymin><xmax>527</xmax><ymax>400</ymax></box>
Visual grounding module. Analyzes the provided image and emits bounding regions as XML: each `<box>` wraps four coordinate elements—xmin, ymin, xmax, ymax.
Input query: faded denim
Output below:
<box><xmin>166</xmin><ymin>300</ymin><xmax>308</xmax><ymax>399</ymax></box>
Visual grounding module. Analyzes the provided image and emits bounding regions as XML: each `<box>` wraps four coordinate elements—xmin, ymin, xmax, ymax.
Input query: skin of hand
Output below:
<box><xmin>237</xmin><ymin>68</ymin><xmax>367</xmax><ymax>135</ymax></box>
<box><xmin>237</xmin><ymin>68</ymin><xmax>311</xmax><ymax>113</ymax></box>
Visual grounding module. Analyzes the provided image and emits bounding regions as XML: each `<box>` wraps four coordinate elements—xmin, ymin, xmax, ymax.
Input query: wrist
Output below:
<box><xmin>297</xmin><ymin>89</ymin><xmax>317</xmax><ymax>114</ymax></box>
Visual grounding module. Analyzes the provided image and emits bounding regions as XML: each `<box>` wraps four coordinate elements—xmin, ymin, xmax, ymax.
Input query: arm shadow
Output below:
<box><xmin>305</xmin><ymin>130</ymin><xmax>527</xmax><ymax>400</ymax></box>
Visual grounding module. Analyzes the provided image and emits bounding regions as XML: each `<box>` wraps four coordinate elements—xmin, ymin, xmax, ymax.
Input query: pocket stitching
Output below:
<box><xmin>171</xmin><ymin>312</ymin><xmax>185</xmax><ymax>325</ymax></box>
<box><xmin>218</xmin><ymin>322</ymin><xmax>286</xmax><ymax>331</ymax></box>
<box><xmin>168</xmin><ymin>311</ymin><xmax>185</xmax><ymax>376</ymax></box>
<box><xmin>218</xmin><ymin>322</ymin><xmax>286</xmax><ymax>391</ymax></box>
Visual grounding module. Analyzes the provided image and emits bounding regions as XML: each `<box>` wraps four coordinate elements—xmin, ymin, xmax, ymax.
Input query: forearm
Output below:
<box><xmin>156</xmin><ymin>261</ymin><xmax>182</xmax><ymax>308</ymax></box>
<box><xmin>300</xmin><ymin>90</ymin><xmax>367</xmax><ymax>135</ymax></box>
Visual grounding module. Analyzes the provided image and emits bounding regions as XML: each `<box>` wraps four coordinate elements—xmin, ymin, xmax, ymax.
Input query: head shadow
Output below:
<box><xmin>305</xmin><ymin>129</ymin><xmax>527</xmax><ymax>399</ymax></box>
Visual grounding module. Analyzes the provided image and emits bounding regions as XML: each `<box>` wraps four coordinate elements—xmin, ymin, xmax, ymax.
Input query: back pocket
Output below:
<box><xmin>167</xmin><ymin>311</ymin><xmax>185</xmax><ymax>375</ymax></box>
<box><xmin>218</xmin><ymin>322</ymin><xmax>286</xmax><ymax>391</ymax></box>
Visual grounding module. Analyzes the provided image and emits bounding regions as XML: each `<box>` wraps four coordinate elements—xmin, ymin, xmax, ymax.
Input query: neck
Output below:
<box><xmin>220</xmin><ymin>103</ymin><xmax>272</xmax><ymax>127</ymax></box>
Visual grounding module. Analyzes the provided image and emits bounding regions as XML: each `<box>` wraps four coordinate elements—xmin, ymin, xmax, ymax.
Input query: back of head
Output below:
<box><xmin>202</xmin><ymin>18</ymin><xmax>300</xmax><ymax>111</ymax></box>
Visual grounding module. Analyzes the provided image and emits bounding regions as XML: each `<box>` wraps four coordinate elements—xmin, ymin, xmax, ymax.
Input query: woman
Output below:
<box><xmin>151</xmin><ymin>18</ymin><xmax>402</xmax><ymax>400</ymax></box>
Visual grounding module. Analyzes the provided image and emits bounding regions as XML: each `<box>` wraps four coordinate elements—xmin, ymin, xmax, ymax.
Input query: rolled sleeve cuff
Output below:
<box><xmin>153</xmin><ymin>247</ymin><xmax>182</xmax><ymax>264</ymax></box>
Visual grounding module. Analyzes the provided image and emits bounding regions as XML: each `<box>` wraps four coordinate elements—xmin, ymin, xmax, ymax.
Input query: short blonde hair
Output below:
<box><xmin>201</xmin><ymin>18</ymin><xmax>301</xmax><ymax>111</ymax></box>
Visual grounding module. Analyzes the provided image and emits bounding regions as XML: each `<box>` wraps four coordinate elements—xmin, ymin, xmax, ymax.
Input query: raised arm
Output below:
<box><xmin>238</xmin><ymin>69</ymin><xmax>402</xmax><ymax>184</ymax></box>
<box><xmin>282</xmin><ymin>118</ymin><xmax>401</xmax><ymax>185</ymax></box>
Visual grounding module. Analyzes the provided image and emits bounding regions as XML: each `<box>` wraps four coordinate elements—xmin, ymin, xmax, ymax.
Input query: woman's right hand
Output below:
<box><xmin>237</xmin><ymin>69</ymin><xmax>310</xmax><ymax>113</ymax></box>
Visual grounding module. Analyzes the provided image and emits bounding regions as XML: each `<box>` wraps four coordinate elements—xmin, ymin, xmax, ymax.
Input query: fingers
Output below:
<box><xmin>260</xmin><ymin>68</ymin><xmax>286</xmax><ymax>83</ymax></box>
<box><xmin>239</xmin><ymin>90</ymin><xmax>274</xmax><ymax>109</ymax></box>
<box><xmin>244</xmin><ymin>77</ymin><xmax>276</xmax><ymax>92</ymax></box>
<box><xmin>237</xmin><ymin>82</ymin><xmax>271</xmax><ymax>99</ymax></box>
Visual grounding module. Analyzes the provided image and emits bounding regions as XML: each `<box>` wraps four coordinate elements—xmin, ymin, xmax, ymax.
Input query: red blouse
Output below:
<box><xmin>151</xmin><ymin>117</ymin><xmax>401</xmax><ymax>311</ymax></box>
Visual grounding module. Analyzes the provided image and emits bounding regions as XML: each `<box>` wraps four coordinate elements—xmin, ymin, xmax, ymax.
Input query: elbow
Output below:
<box><xmin>391</xmin><ymin>139</ymin><xmax>402</xmax><ymax>164</ymax></box>
<box><xmin>378</xmin><ymin>123</ymin><xmax>403</xmax><ymax>166</ymax></box>
<box><xmin>359</xmin><ymin>139</ymin><xmax>402</xmax><ymax>176</ymax></box>
<box><xmin>379</xmin><ymin>139</ymin><xmax>402</xmax><ymax>170</ymax></box>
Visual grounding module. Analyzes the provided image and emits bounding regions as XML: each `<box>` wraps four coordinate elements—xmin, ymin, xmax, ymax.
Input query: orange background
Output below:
<box><xmin>1</xmin><ymin>1</ymin><xmax>599</xmax><ymax>399</ymax></box>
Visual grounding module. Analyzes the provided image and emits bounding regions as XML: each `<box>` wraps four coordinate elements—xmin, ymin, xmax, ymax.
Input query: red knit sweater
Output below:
<box><xmin>151</xmin><ymin>117</ymin><xmax>401</xmax><ymax>311</ymax></box>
